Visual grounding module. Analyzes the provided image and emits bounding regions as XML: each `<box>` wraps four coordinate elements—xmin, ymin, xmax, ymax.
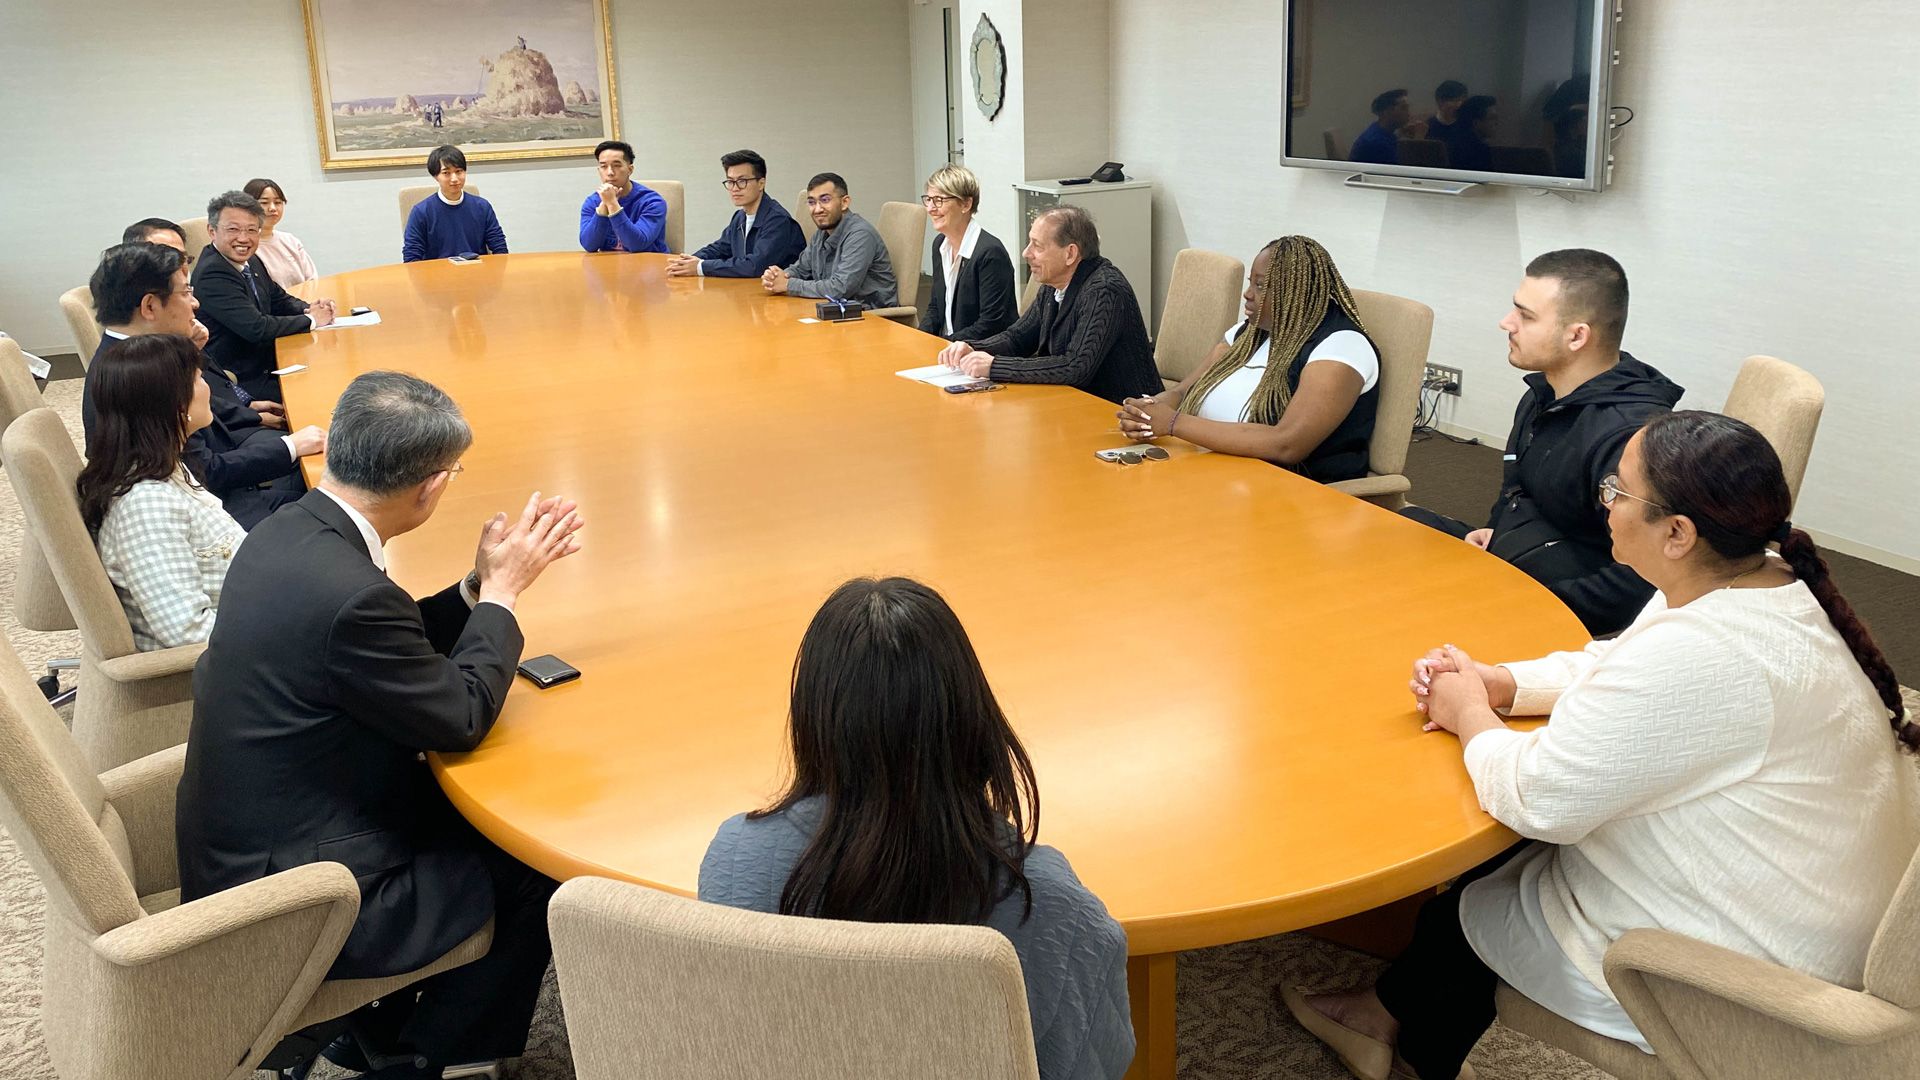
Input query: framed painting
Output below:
<box><xmin>301</xmin><ymin>0</ymin><xmax>620</xmax><ymax>170</ymax></box>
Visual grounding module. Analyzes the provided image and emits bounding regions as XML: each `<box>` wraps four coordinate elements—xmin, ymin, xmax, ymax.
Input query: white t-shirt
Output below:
<box><xmin>1192</xmin><ymin>323</ymin><xmax>1379</xmax><ymax>424</ymax></box>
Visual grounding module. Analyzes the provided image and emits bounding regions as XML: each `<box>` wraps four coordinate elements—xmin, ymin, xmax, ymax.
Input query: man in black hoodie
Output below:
<box><xmin>1403</xmin><ymin>249</ymin><xmax>1683</xmax><ymax>635</ymax></box>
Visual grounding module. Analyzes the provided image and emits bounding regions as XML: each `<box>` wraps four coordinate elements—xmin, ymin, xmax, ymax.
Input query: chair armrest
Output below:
<box><xmin>1606</xmin><ymin>928</ymin><xmax>1919</xmax><ymax>1046</ymax></box>
<box><xmin>92</xmin><ymin>861</ymin><xmax>359</xmax><ymax>968</ymax></box>
<box><xmin>98</xmin><ymin>743</ymin><xmax>187</xmax><ymax>897</ymax></box>
<box><xmin>1328</xmin><ymin>473</ymin><xmax>1412</xmax><ymax>498</ymax></box>
<box><xmin>96</xmin><ymin>641</ymin><xmax>205</xmax><ymax>683</ymax></box>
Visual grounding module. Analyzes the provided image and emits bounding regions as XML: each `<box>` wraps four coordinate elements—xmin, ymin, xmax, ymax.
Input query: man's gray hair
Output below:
<box><xmin>325</xmin><ymin>371</ymin><xmax>473</xmax><ymax>496</ymax></box>
<box><xmin>1035</xmin><ymin>205</ymin><xmax>1099</xmax><ymax>261</ymax></box>
<box><xmin>206</xmin><ymin>190</ymin><xmax>267</xmax><ymax>227</ymax></box>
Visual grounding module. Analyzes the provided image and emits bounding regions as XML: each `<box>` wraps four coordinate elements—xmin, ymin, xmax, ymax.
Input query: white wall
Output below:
<box><xmin>955</xmin><ymin>0</ymin><xmax>1028</xmax><ymax>255</ymax></box>
<box><xmin>1021</xmin><ymin>0</ymin><xmax>1111</xmax><ymax>180</ymax></box>
<box><xmin>1112</xmin><ymin>0</ymin><xmax>1920</xmax><ymax>567</ymax></box>
<box><xmin>0</xmin><ymin>0</ymin><xmax>914</xmax><ymax>352</ymax></box>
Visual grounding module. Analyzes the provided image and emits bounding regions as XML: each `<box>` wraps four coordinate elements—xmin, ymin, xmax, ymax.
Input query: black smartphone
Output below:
<box><xmin>1059</xmin><ymin>177</ymin><xmax>1094</xmax><ymax>185</ymax></box>
<box><xmin>943</xmin><ymin>382</ymin><xmax>1003</xmax><ymax>394</ymax></box>
<box><xmin>449</xmin><ymin>252</ymin><xmax>481</xmax><ymax>264</ymax></box>
<box><xmin>350</xmin><ymin>306</ymin><xmax>371</xmax><ymax>316</ymax></box>
<box><xmin>516</xmin><ymin>654</ymin><xmax>581</xmax><ymax>688</ymax></box>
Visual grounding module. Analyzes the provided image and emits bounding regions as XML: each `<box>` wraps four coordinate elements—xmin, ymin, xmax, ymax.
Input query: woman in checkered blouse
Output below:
<box><xmin>75</xmin><ymin>335</ymin><xmax>247</xmax><ymax>650</ymax></box>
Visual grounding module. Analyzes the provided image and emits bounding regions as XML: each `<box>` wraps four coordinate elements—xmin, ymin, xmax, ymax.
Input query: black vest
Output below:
<box><xmin>1244</xmin><ymin>304</ymin><xmax>1379</xmax><ymax>483</ymax></box>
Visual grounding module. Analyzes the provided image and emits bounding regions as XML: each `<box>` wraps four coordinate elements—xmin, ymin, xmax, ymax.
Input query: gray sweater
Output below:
<box><xmin>698</xmin><ymin>797</ymin><xmax>1135</xmax><ymax>1080</ymax></box>
<box><xmin>783</xmin><ymin>211</ymin><xmax>898</xmax><ymax>308</ymax></box>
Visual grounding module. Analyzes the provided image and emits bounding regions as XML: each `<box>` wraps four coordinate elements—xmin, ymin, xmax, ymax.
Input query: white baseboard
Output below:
<box><xmin>1426</xmin><ymin>420</ymin><xmax>1509</xmax><ymax>450</ymax></box>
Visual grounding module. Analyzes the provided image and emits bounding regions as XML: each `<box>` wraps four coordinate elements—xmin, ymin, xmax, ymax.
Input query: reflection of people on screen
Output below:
<box><xmin>1350</xmin><ymin>89</ymin><xmax>1410</xmax><ymax>165</ymax></box>
<box><xmin>1425</xmin><ymin>80</ymin><xmax>1469</xmax><ymax>142</ymax></box>
<box><xmin>1445</xmin><ymin>95</ymin><xmax>1498</xmax><ymax>172</ymax></box>
<box><xmin>1544</xmin><ymin>78</ymin><xmax>1590</xmax><ymax>179</ymax></box>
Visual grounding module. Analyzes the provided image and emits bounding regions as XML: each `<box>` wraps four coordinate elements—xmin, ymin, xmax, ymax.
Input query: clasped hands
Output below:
<box><xmin>308</xmin><ymin>298</ymin><xmax>337</xmax><ymax>328</ymax></box>
<box><xmin>761</xmin><ymin>265</ymin><xmax>790</xmax><ymax>295</ymax></box>
<box><xmin>473</xmin><ymin>492</ymin><xmax>586</xmax><ymax>607</ymax></box>
<box><xmin>1117</xmin><ymin>393</ymin><xmax>1177</xmax><ymax>441</ymax></box>
<box><xmin>664</xmin><ymin>254</ymin><xmax>700</xmax><ymax>277</ymax></box>
<box><xmin>934</xmin><ymin>339</ymin><xmax>995</xmax><ymax>379</ymax></box>
<box><xmin>1409</xmin><ymin>644</ymin><xmax>1515</xmax><ymax>742</ymax></box>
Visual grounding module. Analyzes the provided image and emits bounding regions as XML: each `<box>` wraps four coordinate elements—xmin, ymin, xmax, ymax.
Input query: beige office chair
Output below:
<box><xmin>865</xmin><ymin>200</ymin><xmax>928</xmax><ymax>324</ymax></box>
<box><xmin>0</xmin><ymin>628</ymin><xmax>492</xmax><ymax>1080</ymax></box>
<box><xmin>0</xmin><ymin>339</ymin><xmax>78</xmax><ymax>696</ymax></box>
<box><xmin>398</xmin><ymin>183</ymin><xmax>482</xmax><ymax>231</ymax></box>
<box><xmin>60</xmin><ymin>286</ymin><xmax>102</xmax><ymax>367</ymax></box>
<box><xmin>1017</xmin><ymin>277</ymin><xmax>1044</xmax><ymax>316</ymax></box>
<box><xmin>641</xmin><ymin>179</ymin><xmax>685</xmax><ymax>254</ymax></box>
<box><xmin>795</xmin><ymin>188</ymin><xmax>817</xmax><ymax>244</ymax></box>
<box><xmin>1154</xmin><ymin>248</ymin><xmax>1245</xmax><ymax>388</ymax></box>
<box><xmin>549</xmin><ymin>876</ymin><xmax>1041</xmax><ymax>1080</ymax></box>
<box><xmin>1323</xmin><ymin>128</ymin><xmax>1348</xmax><ymax>161</ymax></box>
<box><xmin>2</xmin><ymin>408</ymin><xmax>199</xmax><ymax>770</ymax></box>
<box><xmin>1722</xmin><ymin>355</ymin><xmax>1824</xmax><ymax>509</ymax></box>
<box><xmin>1326</xmin><ymin>290</ymin><xmax>1435</xmax><ymax>509</ymax></box>
<box><xmin>177</xmin><ymin>216</ymin><xmax>211</xmax><ymax>267</ymax></box>
<box><xmin>1496</xmin><ymin>838</ymin><xmax>1920</xmax><ymax>1080</ymax></box>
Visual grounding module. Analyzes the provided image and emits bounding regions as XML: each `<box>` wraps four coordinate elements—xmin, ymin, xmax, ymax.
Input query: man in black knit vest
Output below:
<box><xmin>937</xmin><ymin>206</ymin><xmax>1160</xmax><ymax>404</ymax></box>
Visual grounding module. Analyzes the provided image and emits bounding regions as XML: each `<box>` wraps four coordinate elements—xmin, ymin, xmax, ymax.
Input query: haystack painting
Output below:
<box><xmin>302</xmin><ymin>0</ymin><xmax>618</xmax><ymax>169</ymax></box>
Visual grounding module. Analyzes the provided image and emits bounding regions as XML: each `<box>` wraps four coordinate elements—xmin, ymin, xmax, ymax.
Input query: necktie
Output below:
<box><xmin>241</xmin><ymin>263</ymin><xmax>260</xmax><ymax>303</ymax></box>
<box><xmin>231</xmin><ymin>379</ymin><xmax>253</xmax><ymax>406</ymax></box>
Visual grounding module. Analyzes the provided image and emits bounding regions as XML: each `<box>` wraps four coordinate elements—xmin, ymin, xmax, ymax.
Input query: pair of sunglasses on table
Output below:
<box><xmin>1095</xmin><ymin>446</ymin><xmax>1170</xmax><ymax>466</ymax></box>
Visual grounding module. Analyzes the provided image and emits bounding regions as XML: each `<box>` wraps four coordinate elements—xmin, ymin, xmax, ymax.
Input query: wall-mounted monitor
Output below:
<box><xmin>1282</xmin><ymin>0</ymin><xmax>1617</xmax><ymax>194</ymax></box>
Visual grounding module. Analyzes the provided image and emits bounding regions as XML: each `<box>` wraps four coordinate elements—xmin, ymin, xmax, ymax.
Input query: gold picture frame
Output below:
<box><xmin>301</xmin><ymin>0</ymin><xmax>621</xmax><ymax>171</ymax></box>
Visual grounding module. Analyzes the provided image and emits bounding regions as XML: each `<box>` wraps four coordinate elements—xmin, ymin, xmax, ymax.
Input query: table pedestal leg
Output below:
<box><xmin>1122</xmin><ymin>952</ymin><xmax>1176</xmax><ymax>1080</ymax></box>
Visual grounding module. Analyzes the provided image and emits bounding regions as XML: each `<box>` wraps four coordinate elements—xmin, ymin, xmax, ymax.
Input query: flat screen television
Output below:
<box><xmin>1282</xmin><ymin>0</ymin><xmax>1617</xmax><ymax>194</ymax></box>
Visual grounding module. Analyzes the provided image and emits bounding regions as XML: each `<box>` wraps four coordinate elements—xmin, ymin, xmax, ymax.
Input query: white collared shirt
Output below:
<box><xmin>939</xmin><ymin>218</ymin><xmax>984</xmax><ymax>336</ymax></box>
<box><xmin>102</xmin><ymin>329</ymin><xmax>300</xmax><ymax>461</ymax></box>
<box><xmin>437</xmin><ymin>190</ymin><xmax>465</xmax><ymax>206</ymax></box>
<box><xmin>316</xmin><ymin>486</ymin><xmax>504</xmax><ymax>610</ymax></box>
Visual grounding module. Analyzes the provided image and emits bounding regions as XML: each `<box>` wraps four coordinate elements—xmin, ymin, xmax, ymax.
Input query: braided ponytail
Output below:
<box><xmin>1640</xmin><ymin>411</ymin><xmax>1914</xmax><ymax>749</ymax></box>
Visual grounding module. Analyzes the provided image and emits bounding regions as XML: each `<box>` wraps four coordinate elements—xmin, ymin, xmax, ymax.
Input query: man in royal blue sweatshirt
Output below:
<box><xmin>665</xmin><ymin>149</ymin><xmax>805</xmax><ymax>279</ymax></box>
<box><xmin>579</xmin><ymin>139</ymin><xmax>668</xmax><ymax>254</ymax></box>
<box><xmin>403</xmin><ymin>145</ymin><xmax>509</xmax><ymax>262</ymax></box>
<box><xmin>1349</xmin><ymin>88</ymin><xmax>1410</xmax><ymax>166</ymax></box>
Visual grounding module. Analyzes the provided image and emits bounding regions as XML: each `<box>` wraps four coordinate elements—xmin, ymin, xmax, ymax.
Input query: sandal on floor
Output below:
<box><xmin>1277</xmin><ymin>983</ymin><xmax>1394</xmax><ymax>1080</ymax></box>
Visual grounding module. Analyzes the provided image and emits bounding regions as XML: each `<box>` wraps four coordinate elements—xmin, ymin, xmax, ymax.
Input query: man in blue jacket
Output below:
<box><xmin>578</xmin><ymin>139</ymin><xmax>668</xmax><ymax>253</ymax></box>
<box><xmin>666</xmin><ymin>149</ymin><xmax>805</xmax><ymax>278</ymax></box>
<box><xmin>403</xmin><ymin>145</ymin><xmax>509</xmax><ymax>263</ymax></box>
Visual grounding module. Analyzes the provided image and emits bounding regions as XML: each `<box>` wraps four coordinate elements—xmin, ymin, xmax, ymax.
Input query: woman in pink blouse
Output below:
<box><xmin>243</xmin><ymin>177</ymin><xmax>318</xmax><ymax>290</ymax></box>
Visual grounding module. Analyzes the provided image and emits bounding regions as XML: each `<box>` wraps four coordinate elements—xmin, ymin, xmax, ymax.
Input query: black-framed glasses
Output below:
<box><xmin>1106</xmin><ymin>447</ymin><xmax>1170</xmax><ymax>466</ymax></box>
<box><xmin>922</xmin><ymin>194</ymin><xmax>961</xmax><ymax>209</ymax></box>
<box><xmin>1598</xmin><ymin>473</ymin><xmax>1664</xmax><ymax>514</ymax></box>
<box><xmin>721</xmin><ymin>176</ymin><xmax>761</xmax><ymax>190</ymax></box>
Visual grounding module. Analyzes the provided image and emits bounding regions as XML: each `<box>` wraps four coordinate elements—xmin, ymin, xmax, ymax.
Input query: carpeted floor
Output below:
<box><xmin>2</xmin><ymin>386</ymin><xmax>1917</xmax><ymax>1080</ymax></box>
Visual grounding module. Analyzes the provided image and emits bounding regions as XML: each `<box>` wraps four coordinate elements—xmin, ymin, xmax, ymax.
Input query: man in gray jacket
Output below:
<box><xmin>763</xmin><ymin>172</ymin><xmax>897</xmax><ymax>309</ymax></box>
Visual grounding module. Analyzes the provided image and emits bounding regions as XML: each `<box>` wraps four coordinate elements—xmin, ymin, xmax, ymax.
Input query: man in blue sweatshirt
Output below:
<box><xmin>403</xmin><ymin>145</ymin><xmax>509</xmax><ymax>262</ymax></box>
<box><xmin>578</xmin><ymin>139</ymin><xmax>668</xmax><ymax>254</ymax></box>
<box><xmin>665</xmin><ymin>149</ymin><xmax>805</xmax><ymax>279</ymax></box>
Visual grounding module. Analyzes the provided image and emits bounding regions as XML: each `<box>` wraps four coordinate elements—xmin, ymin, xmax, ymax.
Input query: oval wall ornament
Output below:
<box><xmin>970</xmin><ymin>14</ymin><xmax>1006</xmax><ymax>121</ymax></box>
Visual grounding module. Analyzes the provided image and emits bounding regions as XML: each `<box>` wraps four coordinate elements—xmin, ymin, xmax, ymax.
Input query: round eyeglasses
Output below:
<box><xmin>1598</xmin><ymin>473</ymin><xmax>1665</xmax><ymax>514</ymax></box>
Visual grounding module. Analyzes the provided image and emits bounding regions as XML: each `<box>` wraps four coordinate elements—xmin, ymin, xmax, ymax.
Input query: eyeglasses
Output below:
<box><xmin>1106</xmin><ymin>447</ymin><xmax>1170</xmax><ymax>466</ymax></box>
<box><xmin>922</xmin><ymin>195</ymin><xmax>963</xmax><ymax>209</ymax></box>
<box><xmin>443</xmin><ymin>462</ymin><xmax>466</xmax><ymax>481</ymax></box>
<box><xmin>721</xmin><ymin>176</ymin><xmax>762</xmax><ymax>190</ymax></box>
<box><xmin>171</xmin><ymin>284</ymin><xmax>195</xmax><ymax>299</ymax></box>
<box><xmin>804</xmin><ymin>195</ymin><xmax>841</xmax><ymax>208</ymax></box>
<box><xmin>1598</xmin><ymin>473</ymin><xmax>1665</xmax><ymax>514</ymax></box>
<box><xmin>217</xmin><ymin>225</ymin><xmax>261</xmax><ymax>238</ymax></box>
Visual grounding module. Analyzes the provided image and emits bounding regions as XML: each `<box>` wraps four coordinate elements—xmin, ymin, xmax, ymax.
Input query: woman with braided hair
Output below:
<box><xmin>1117</xmin><ymin>235</ymin><xmax>1380</xmax><ymax>481</ymax></box>
<box><xmin>1282</xmin><ymin>410</ymin><xmax>1920</xmax><ymax>1080</ymax></box>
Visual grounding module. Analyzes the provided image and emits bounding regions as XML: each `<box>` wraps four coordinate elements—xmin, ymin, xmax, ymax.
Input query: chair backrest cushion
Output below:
<box><xmin>0</xmin><ymin>629</ymin><xmax>143</xmax><ymax>935</ymax></box>
<box><xmin>398</xmin><ymin>183</ymin><xmax>481</xmax><ymax>232</ymax></box>
<box><xmin>1864</xmin><ymin>841</ymin><xmax>1920</xmax><ymax>1008</ymax></box>
<box><xmin>1722</xmin><ymin>355</ymin><xmax>1824</xmax><ymax>509</ymax></box>
<box><xmin>2</xmin><ymin>408</ymin><xmax>139</xmax><ymax>658</ymax></box>
<box><xmin>876</xmin><ymin>201</ymin><xmax>928</xmax><ymax>310</ymax></box>
<box><xmin>60</xmin><ymin>286</ymin><xmax>103</xmax><ymax>366</ymax></box>
<box><xmin>177</xmin><ymin>217</ymin><xmax>212</xmax><ymax>269</ymax></box>
<box><xmin>1017</xmin><ymin>277</ymin><xmax>1043</xmax><ymax>317</ymax></box>
<box><xmin>1154</xmin><ymin>248</ymin><xmax>1245</xmax><ymax>384</ymax></box>
<box><xmin>1348</xmin><ymin>289</ymin><xmax>1435</xmax><ymax>479</ymax></box>
<box><xmin>550</xmin><ymin>876</ymin><xmax>1041</xmax><ymax>1080</ymax></box>
<box><xmin>0</xmin><ymin>340</ymin><xmax>76</xmax><ymax>632</ymax></box>
<box><xmin>796</xmin><ymin>189</ymin><xmax>817</xmax><ymax>244</ymax></box>
<box><xmin>1323</xmin><ymin>128</ymin><xmax>1347</xmax><ymax>161</ymax></box>
<box><xmin>643</xmin><ymin>180</ymin><xmax>686</xmax><ymax>254</ymax></box>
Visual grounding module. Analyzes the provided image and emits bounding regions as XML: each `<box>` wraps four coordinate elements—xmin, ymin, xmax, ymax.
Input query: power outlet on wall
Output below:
<box><xmin>1424</xmin><ymin>364</ymin><xmax>1463</xmax><ymax>396</ymax></box>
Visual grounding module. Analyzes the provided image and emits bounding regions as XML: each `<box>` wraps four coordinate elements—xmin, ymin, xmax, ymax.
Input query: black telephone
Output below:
<box><xmin>1090</xmin><ymin>162</ymin><xmax>1126</xmax><ymax>182</ymax></box>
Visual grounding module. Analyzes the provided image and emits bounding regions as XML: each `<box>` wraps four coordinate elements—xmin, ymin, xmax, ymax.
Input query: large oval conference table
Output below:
<box><xmin>280</xmin><ymin>252</ymin><xmax>1584</xmax><ymax>1079</ymax></box>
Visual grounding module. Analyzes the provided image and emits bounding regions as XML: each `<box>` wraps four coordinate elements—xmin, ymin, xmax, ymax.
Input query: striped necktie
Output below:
<box><xmin>241</xmin><ymin>262</ymin><xmax>260</xmax><ymax>303</ymax></box>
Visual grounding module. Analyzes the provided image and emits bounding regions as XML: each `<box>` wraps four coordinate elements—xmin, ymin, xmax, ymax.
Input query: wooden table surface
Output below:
<box><xmin>280</xmin><ymin>252</ymin><xmax>1583</xmax><ymax>1073</ymax></box>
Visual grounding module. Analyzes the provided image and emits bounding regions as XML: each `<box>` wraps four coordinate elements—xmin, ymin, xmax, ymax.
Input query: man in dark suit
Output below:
<box><xmin>664</xmin><ymin>148</ymin><xmax>806</xmax><ymax>278</ymax></box>
<box><xmin>84</xmin><ymin>240</ymin><xmax>326</xmax><ymax>528</ymax></box>
<box><xmin>191</xmin><ymin>190</ymin><xmax>338</xmax><ymax>400</ymax></box>
<box><xmin>938</xmin><ymin>205</ymin><xmax>1160</xmax><ymax>404</ymax></box>
<box><xmin>176</xmin><ymin>371</ymin><xmax>584</xmax><ymax>1076</ymax></box>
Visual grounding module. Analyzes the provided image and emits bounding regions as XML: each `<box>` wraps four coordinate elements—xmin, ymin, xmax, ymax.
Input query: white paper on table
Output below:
<box><xmin>798</xmin><ymin>317</ymin><xmax>821</xmax><ymax>324</ymax></box>
<box><xmin>315</xmin><ymin>311</ymin><xmax>382</xmax><ymax>331</ymax></box>
<box><xmin>895</xmin><ymin>364</ymin><xmax>986</xmax><ymax>389</ymax></box>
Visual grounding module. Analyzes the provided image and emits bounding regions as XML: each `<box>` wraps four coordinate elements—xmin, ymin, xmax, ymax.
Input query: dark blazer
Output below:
<box><xmin>691</xmin><ymin>194</ymin><xmax>807</xmax><ymax>278</ymax></box>
<box><xmin>191</xmin><ymin>245</ymin><xmax>311</xmax><ymax>399</ymax></box>
<box><xmin>176</xmin><ymin>488</ymin><xmax>525</xmax><ymax>978</ymax></box>
<box><xmin>967</xmin><ymin>256</ymin><xmax>1161</xmax><ymax>404</ymax></box>
<box><xmin>919</xmin><ymin>227</ymin><xmax>1017</xmax><ymax>341</ymax></box>
<box><xmin>83</xmin><ymin>335</ymin><xmax>303</xmax><ymax>529</ymax></box>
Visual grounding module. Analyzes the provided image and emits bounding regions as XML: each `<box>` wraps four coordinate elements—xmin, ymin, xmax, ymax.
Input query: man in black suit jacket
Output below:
<box><xmin>177</xmin><ymin>371</ymin><xmax>584</xmax><ymax>1075</ymax></box>
<box><xmin>191</xmin><ymin>190</ymin><xmax>338</xmax><ymax>400</ymax></box>
<box><xmin>84</xmin><ymin>240</ymin><xmax>325</xmax><ymax>528</ymax></box>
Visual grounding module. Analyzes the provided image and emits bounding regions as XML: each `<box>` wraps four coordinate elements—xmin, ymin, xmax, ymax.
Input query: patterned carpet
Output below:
<box><xmin>1</xmin><ymin>380</ymin><xmax>1913</xmax><ymax>1079</ymax></box>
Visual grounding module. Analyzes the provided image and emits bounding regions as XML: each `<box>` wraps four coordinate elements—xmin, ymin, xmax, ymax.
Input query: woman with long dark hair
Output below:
<box><xmin>77</xmin><ymin>334</ymin><xmax>246</xmax><ymax>650</ymax></box>
<box><xmin>699</xmin><ymin>577</ymin><xmax>1134</xmax><ymax>1080</ymax></box>
<box><xmin>243</xmin><ymin>177</ymin><xmax>319</xmax><ymax>290</ymax></box>
<box><xmin>1116</xmin><ymin>236</ymin><xmax>1380</xmax><ymax>482</ymax></box>
<box><xmin>1283</xmin><ymin>411</ymin><xmax>1920</xmax><ymax>1080</ymax></box>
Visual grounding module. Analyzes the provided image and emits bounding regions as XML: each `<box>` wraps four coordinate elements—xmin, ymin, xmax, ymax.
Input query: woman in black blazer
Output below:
<box><xmin>918</xmin><ymin>166</ymin><xmax>1018</xmax><ymax>341</ymax></box>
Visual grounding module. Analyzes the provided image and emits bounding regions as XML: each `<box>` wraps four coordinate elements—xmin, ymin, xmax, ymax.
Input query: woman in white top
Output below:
<box><xmin>244</xmin><ymin>177</ymin><xmax>319</xmax><ymax>290</ymax></box>
<box><xmin>1283</xmin><ymin>411</ymin><xmax>1920</xmax><ymax>1080</ymax></box>
<box><xmin>77</xmin><ymin>334</ymin><xmax>247</xmax><ymax>650</ymax></box>
<box><xmin>1116</xmin><ymin>236</ymin><xmax>1380</xmax><ymax>481</ymax></box>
